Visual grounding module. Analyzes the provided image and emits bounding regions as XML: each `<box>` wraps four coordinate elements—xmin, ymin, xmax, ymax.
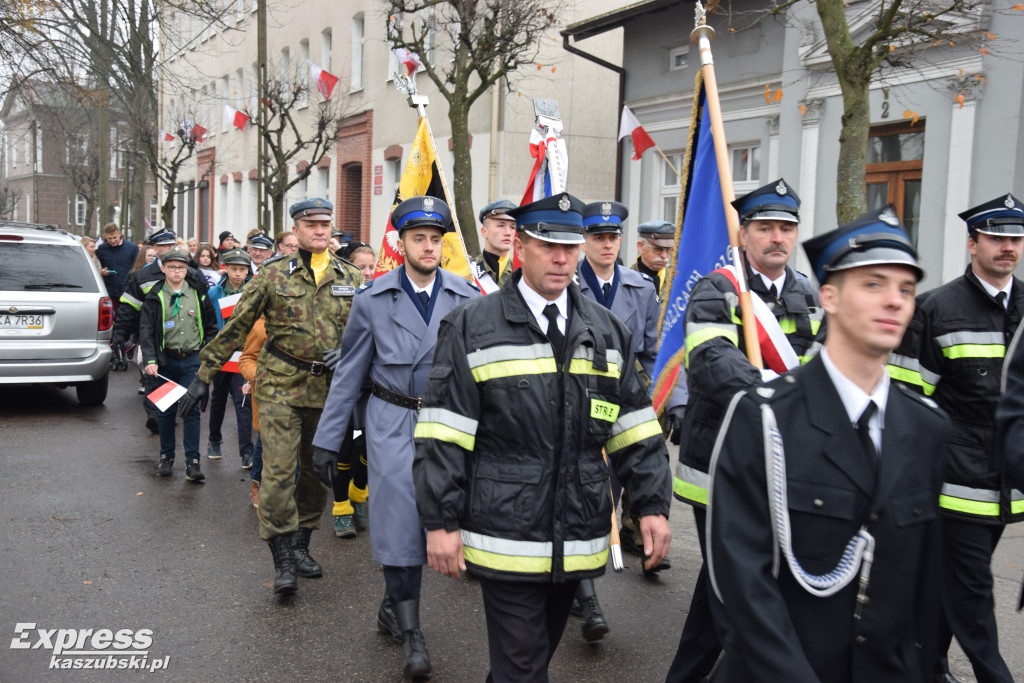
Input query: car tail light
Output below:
<box><xmin>0</xmin><ymin>235</ymin><xmax>25</xmax><ymax>241</ymax></box>
<box><xmin>98</xmin><ymin>297</ymin><xmax>114</xmax><ymax>331</ymax></box>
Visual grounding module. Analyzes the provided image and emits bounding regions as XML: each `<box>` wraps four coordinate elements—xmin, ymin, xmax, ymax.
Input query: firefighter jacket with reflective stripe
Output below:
<box><xmin>674</xmin><ymin>260</ymin><xmax>822</xmax><ymax>508</ymax></box>
<box><xmin>413</xmin><ymin>272</ymin><xmax>672</xmax><ymax>583</ymax></box>
<box><xmin>889</xmin><ymin>266</ymin><xmax>1024</xmax><ymax>524</ymax></box>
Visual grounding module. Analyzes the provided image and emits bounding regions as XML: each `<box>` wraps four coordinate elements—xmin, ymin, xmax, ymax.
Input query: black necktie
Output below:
<box><xmin>996</xmin><ymin>291</ymin><xmax>1007</xmax><ymax>309</ymax></box>
<box><xmin>543</xmin><ymin>304</ymin><xmax>564</xmax><ymax>360</ymax></box>
<box><xmin>417</xmin><ymin>290</ymin><xmax>430</xmax><ymax>309</ymax></box>
<box><xmin>857</xmin><ymin>401</ymin><xmax>879</xmax><ymax>468</ymax></box>
<box><xmin>602</xmin><ymin>283</ymin><xmax>611</xmax><ymax>301</ymax></box>
<box><xmin>769</xmin><ymin>284</ymin><xmax>778</xmax><ymax>299</ymax></box>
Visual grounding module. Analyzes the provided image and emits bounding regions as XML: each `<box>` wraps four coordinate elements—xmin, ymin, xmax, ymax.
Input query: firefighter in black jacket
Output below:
<box><xmin>414</xmin><ymin>193</ymin><xmax>672</xmax><ymax>682</ymax></box>
<box><xmin>889</xmin><ymin>193</ymin><xmax>1024</xmax><ymax>683</ymax></box>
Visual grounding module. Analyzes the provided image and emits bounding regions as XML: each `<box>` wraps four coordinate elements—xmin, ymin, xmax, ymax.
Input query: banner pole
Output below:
<box><xmin>691</xmin><ymin>7</ymin><xmax>763</xmax><ymax>368</ymax></box>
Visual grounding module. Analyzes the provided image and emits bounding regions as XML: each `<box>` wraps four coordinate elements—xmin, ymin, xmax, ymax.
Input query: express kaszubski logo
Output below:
<box><xmin>10</xmin><ymin>624</ymin><xmax>169</xmax><ymax>672</ymax></box>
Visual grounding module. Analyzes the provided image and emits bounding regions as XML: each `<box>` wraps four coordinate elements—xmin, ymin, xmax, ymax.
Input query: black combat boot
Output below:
<box><xmin>377</xmin><ymin>596</ymin><xmax>402</xmax><ymax>643</ymax></box>
<box><xmin>575</xmin><ymin>578</ymin><xmax>609</xmax><ymax>642</ymax></box>
<box><xmin>394</xmin><ymin>599</ymin><xmax>431</xmax><ymax>678</ymax></box>
<box><xmin>267</xmin><ymin>534</ymin><xmax>298</xmax><ymax>595</ymax></box>
<box><xmin>292</xmin><ymin>528</ymin><xmax>323</xmax><ymax>578</ymax></box>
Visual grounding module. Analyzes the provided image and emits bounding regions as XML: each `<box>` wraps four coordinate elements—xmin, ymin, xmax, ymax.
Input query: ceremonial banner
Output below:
<box><xmin>650</xmin><ymin>73</ymin><xmax>731</xmax><ymax>414</ymax></box>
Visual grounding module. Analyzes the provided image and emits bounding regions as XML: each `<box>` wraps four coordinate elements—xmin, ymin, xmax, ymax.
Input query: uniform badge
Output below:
<box><xmin>601</xmin><ymin>202</ymin><xmax>612</xmax><ymax>218</ymax></box>
<box><xmin>879</xmin><ymin>206</ymin><xmax>900</xmax><ymax>226</ymax></box>
<box><xmin>316</xmin><ymin>198</ymin><xmax>323</xmax><ymax>207</ymax></box>
<box><xmin>288</xmin><ymin>258</ymin><xmax>298</xmax><ymax>275</ymax></box>
<box><xmin>1005</xmin><ymin>194</ymin><xmax>1016</xmax><ymax>210</ymax></box>
<box><xmin>423</xmin><ymin>196</ymin><xmax>435</xmax><ymax>212</ymax></box>
<box><xmin>757</xmin><ymin>387</ymin><xmax>775</xmax><ymax>398</ymax></box>
<box><xmin>331</xmin><ymin>285</ymin><xmax>356</xmax><ymax>297</ymax></box>
<box><xmin>558</xmin><ymin>194</ymin><xmax>570</xmax><ymax>212</ymax></box>
<box><xmin>775</xmin><ymin>181</ymin><xmax>787</xmax><ymax>196</ymax></box>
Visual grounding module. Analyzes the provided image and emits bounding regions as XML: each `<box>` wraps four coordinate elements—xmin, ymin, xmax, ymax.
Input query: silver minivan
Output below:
<box><xmin>0</xmin><ymin>221</ymin><xmax>113</xmax><ymax>405</ymax></box>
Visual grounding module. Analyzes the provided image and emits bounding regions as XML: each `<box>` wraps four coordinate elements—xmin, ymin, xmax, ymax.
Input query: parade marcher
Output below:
<box><xmin>206</xmin><ymin>249</ymin><xmax>255</xmax><ymax>468</ymax></box>
<box><xmin>112</xmin><ymin>229</ymin><xmax>209</xmax><ymax>434</ymax></box>
<box><xmin>139</xmin><ymin>248</ymin><xmax>218</xmax><ymax>481</ymax></box>
<box><xmin>414</xmin><ymin>192</ymin><xmax>672</xmax><ymax>682</ymax></box>
<box><xmin>95</xmin><ymin>222</ymin><xmax>139</xmax><ymax>313</ymax></box>
<box><xmin>633</xmin><ymin>220</ymin><xmax>675</xmax><ymax>301</ymax></box>
<box><xmin>178</xmin><ymin>198</ymin><xmax>363</xmax><ymax>596</ymax></box>
<box><xmin>707</xmin><ymin>207</ymin><xmax>943</xmax><ymax>683</ymax></box>
<box><xmin>216</xmin><ymin>231</ymin><xmax>236</xmax><ymax>258</ymax></box>
<box><xmin>246</xmin><ymin>232</ymin><xmax>274</xmax><ymax>274</ymax></box>
<box><xmin>471</xmin><ymin>199</ymin><xmax>518</xmax><ymax>293</ymax></box>
<box><xmin>195</xmin><ymin>244</ymin><xmax>222</xmax><ymax>288</ymax></box>
<box><xmin>889</xmin><ymin>193</ymin><xmax>1024</xmax><ymax>683</ymax></box>
<box><xmin>571</xmin><ymin>199</ymin><xmax>663</xmax><ymax>641</ymax></box>
<box><xmin>312</xmin><ymin>196</ymin><xmax>479</xmax><ymax>679</ymax></box>
<box><xmin>666</xmin><ymin>178</ymin><xmax>822</xmax><ymax>683</ymax></box>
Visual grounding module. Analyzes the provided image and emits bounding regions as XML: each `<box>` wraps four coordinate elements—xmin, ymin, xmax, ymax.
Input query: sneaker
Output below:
<box><xmin>146</xmin><ymin>417</ymin><xmax>159</xmax><ymax>434</ymax></box>
<box><xmin>156</xmin><ymin>458</ymin><xmax>173</xmax><ymax>477</ymax></box>
<box><xmin>241</xmin><ymin>450</ymin><xmax>253</xmax><ymax>469</ymax></box>
<box><xmin>185</xmin><ymin>460</ymin><xmax>206</xmax><ymax>483</ymax></box>
<box><xmin>207</xmin><ymin>441</ymin><xmax>223</xmax><ymax>460</ymax></box>
<box><xmin>138</xmin><ymin>381</ymin><xmax>146</xmax><ymax>395</ymax></box>
<box><xmin>352</xmin><ymin>501</ymin><xmax>368</xmax><ymax>530</ymax></box>
<box><xmin>249</xmin><ymin>480</ymin><xmax>260</xmax><ymax>508</ymax></box>
<box><xmin>334</xmin><ymin>515</ymin><xmax>356</xmax><ymax>538</ymax></box>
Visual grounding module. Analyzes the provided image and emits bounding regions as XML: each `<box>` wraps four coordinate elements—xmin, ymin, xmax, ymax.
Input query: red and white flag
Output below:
<box><xmin>618</xmin><ymin>105</ymin><xmax>656</xmax><ymax>160</ymax></box>
<box><xmin>221</xmin><ymin>351</ymin><xmax>242</xmax><ymax>374</ymax></box>
<box><xmin>223</xmin><ymin>104</ymin><xmax>248</xmax><ymax>130</ymax></box>
<box><xmin>309</xmin><ymin>62</ymin><xmax>339</xmax><ymax>99</ymax></box>
<box><xmin>147</xmin><ymin>379</ymin><xmax>187</xmax><ymax>412</ymax></box>
<box><xmin>218</xmin><ymin>293</ymin><xmax>241</xmax><ymax>319</ymax></box>
<box><xmin>160</xmin><ymin>129</ymin><xmax>175</xmax><ymax>142</ymax></box>
<box><xmin>395</xmin><ymin>48</ymin><xmax>421</xmax><ymax>76</ymax></box>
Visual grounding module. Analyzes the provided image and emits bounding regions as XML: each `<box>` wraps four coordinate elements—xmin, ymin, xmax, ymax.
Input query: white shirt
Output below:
<box><xmin>973</xmin><ymin>268</ymin><xmax>1012</xmax><ymax>309</ymax></box>
<box><xmin>410</xmin><ymin>275</ymin><xmax>436</xmax><ymax>296</ymax></box>
<box><xmin>757</xmin><ymin>270</ymin><xmax>787</xmax><ymax>295</ymax></box>
<box><xmin>518</xmin><ymin>277</ymin><xmax>567</xmax><ymax>335</ymax></box>
<box><xmin>820</xmin><ymin>347</ymin><xmax>888</xmax><ymax>454</ymax></box>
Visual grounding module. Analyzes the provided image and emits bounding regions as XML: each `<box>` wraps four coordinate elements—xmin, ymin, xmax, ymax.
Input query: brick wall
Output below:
<box><xmin>335</xmin><ymin>111</ymin><xmax>373</xmax><ymax>243</ymax></box>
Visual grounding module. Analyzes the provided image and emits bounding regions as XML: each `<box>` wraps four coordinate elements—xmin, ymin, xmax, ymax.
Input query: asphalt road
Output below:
<box><xmin>1</xmin><ymin>369</ymin><xmax>1022</xmax><ymax>682</ymax></box>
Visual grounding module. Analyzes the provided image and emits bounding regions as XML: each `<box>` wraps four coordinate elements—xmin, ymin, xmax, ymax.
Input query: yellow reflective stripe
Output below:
<box><xmin>684</xmin><ymin>324</ymin><xmax>738</xmax><ymax>367</ymax></box>
<box><xmin>417</xmin><ymin>407</ymin><xmax>478</xmax><ymax>436</ymax></box>
<box><xmin>120</xmin><ymin>292</ymin><xmax>142</xmax><ymax>310</ymax></box>
<box><xmin>779</xmin><ymin>317</ymin><xmax>796</xmax><ymax>334</ymax></box>
<box><xmin>468</xmin><ymin>342</ymin><xmax>551</xmax><ymax>368</ymax></box>
<box><xmin>568</xmin><ymin>358</ymin><xmax>620</xmax><ymax>378</ymax></box>
<box><xmin>564</xmin><ymin>548</ymin><xmax>609</xmax><ymax>572</ymax></box>
<box><xmin>729</xmin><ymin>308</ymin><xmax>742</xmax><ymax>325</ymax></box>
<box><xmin>606</xmin><ymin>418</ymin><xmax>663</xmax><ymax>453</ymax></box>
<box><xmin>674</xmin><ymin>478</ymin><xmax>708</xmax><ymax>505</ymax></box>
<box><xmin>413</xmin><ymin>422</ymin><xmax>475</xmax><ymax>451</ymax></box>
<box><xmin>471</xmin><ymin>358</ymin><xmax>557</xmax><ymax>382</ymax></box>
<box><xmin>941</xmin><ymin>344</ymin><xmax>1005</xmax><ymax>360</ymax></box>
<box><xmin>1014</xmin><ymin>499</ymin><xmax>1024</xmax><ymax>515</ymax></box>
<box><xmin>461</xmin><ymin>530</ymin><xmax>554</xmax><ymax>573</ymax></box>
<box><xmin>464</xmin><ymin>547</ymin><xmax>553</xmax><ymax>573</ymax></box>
<box><xmin>939</xmin><ymin>495</ymin><xmax>1000</xmax><ymax>516</ymax></box>
<box><xmin>809</xmin><ymin>318</ymin><xmax>821</xmax><ymax>335</ymax></box>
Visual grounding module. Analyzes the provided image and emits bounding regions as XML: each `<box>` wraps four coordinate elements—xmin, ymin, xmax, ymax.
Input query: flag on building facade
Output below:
<box><xmin>619</xmin><ymin>105</ymin><xmax>656</xmax><ymax>160</ymax></box>
<box><xmin>650</xmin><ymin>76</ymin><xmax>732</xmax><ymax>413</ymax></box>
<box><xmin>309</xmin><ymin>62</ymin><xmax>339</xmax><ymax>99</ymax></box>
<box><xmin>223</xmin><ymin>104</ymin><xmax>248</xmax><ymax>130</ymax></box>
<box><xmin>395</xmin><ymin>48</ymin><xmax>421</xmax><ymax>76</ymax></box>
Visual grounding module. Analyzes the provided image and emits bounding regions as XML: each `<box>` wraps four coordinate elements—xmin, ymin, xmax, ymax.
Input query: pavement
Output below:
<box><xmin>0</xmin><ymin>369</ymin><xmax>1022</xmax><ymax>681</ymax></box>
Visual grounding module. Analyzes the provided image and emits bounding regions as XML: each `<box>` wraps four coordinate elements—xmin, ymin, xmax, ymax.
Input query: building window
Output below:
<box><xmin>660</xmin><ymin>152</ymin><xmax>684</xmax><ymax>223</ymax></box>
<box><xmin>389</xmin><ymin>158</ymin><xmax>402</xmax><ymax>198</ymax></box>
<box><xmin>297</xmin><ymin>39</ymin><xmax>309</xmax><ymax>107</ymax></box>
<box><xmin>866</xmin><ymin>121</ymin><xmax>925</xmax><ymax>245</ymax></box>
<box><xmin>280</xmin><ymin>46</ymin><xmax>290</xmax><ymax>83</ymax></box>
<box><xmin>150</xmin><ymin>196</ymin><xmax>159</xmax><ymax>227</ymax></box>
<box><xmin>351</xmin><ymin>15</ymin><xmax>365</xmax><ymax>92</ymax></box>
<box><xmin>669</xmin><ymin>46</ymin><xmax>688</xmax><ymax>71</ymax></box>
<box><xmin>320</xmin><ymin>28</ymin><xmax>332</xmax><ymax>71</ymax></box>
<box><xmin>74</xmin><ymin>194</ymin><xmax>86</xmax><ymax>226</ymax></box>
<box><xmin>730</xmin><ymin>143</ymin><xmax>761</xmax><ymax>192</ymax></box>
<box><xmin>221</xmin><ymin>75</ymin><xmax>231</xmax><ymax>132</ymax></box>
<box><xmin>318</xmin><ymin>167</ymin><xmax>330</xmax><ymax>199</ymax></box>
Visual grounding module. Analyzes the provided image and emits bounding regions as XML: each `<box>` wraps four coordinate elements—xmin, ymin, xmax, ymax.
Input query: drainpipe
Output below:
<box><xmin>561</xmin><ymin>33</ymin><xmax>625</xmax><ymax>202</ymax></box>
<box><xmin>489</xmin><ymin>79</ymin><xmax>500</xmax><ymax>200</ymax></box>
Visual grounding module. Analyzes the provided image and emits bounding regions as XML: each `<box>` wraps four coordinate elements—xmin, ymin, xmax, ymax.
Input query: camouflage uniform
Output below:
<box><xmin>196</xmin><ymin>251</ymin><xmax>363</xmax><ymax>540</ymax></box>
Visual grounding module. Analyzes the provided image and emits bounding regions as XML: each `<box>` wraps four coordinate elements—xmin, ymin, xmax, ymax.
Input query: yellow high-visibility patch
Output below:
<box><xmin>590</xmin><ymin>399</ymin><xmax>620</xmax><ymax>422</ymax></box>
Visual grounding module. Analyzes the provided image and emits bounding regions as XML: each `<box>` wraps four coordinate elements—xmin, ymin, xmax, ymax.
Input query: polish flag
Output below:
<box><xmin>191</xmin><ymin>124</ymin><xmax>207</xmax><ymax>143</ymax></box>
<box><xmin>395</xmin><ymin>48</ymin><xmax>421</xmax><ymax>76</ymax></box>
<box><xmin>618</xmin><ymin>105</ymin><xmax>656</xmax><ymax>160</ymax></box>
<box><xmin>161</xmin><ymin>129</ymin><xmax>175</xmax><ymax>142</ymax></box>
<box><xmin>147</xmin><ymin>379</ymin><xmax>187</xmax><ymax>412</ymax></box>
<box><xmin>309</xmin><ymin>62</ymin><xmax>339</xmax><ymax>99</ymax></box>
<box><xmin>218</xmin><ymin>293</ymin><xmax>241</xmax><ymax>319</ymax></box>
<box><xmin>221</xmin><ymin>351</ymin><xmax>242</xmax><ymax>374</ymax></box>
<box><xmin>224</xmin><ymin>104</ymin><xmax>248</xmax><ymax>130</ymax></box>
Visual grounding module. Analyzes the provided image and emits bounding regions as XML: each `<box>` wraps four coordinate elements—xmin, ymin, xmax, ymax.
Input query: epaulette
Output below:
<box><xmin>262</xmin><ymin>252</ymin><xmax>288</xmax><ymax>267</ymax></box>
<box><xmin>356</xmin><ymin>280</ymin><xmax>374</xmax><ymax>294</ymax></box>
<box><xmin>639</xmin><ymin>272</ymin><xmax>653</xmax><ymax>283</ymax></box>
<box><xmin>896</xmin><ymin>382</ymin><xmax>942</xmax><ymax>412</ymax></box>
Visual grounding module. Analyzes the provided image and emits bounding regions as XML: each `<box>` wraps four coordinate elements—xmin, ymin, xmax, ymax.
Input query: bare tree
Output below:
<box><xmin>0</xmin><ymin>182</ymin><xmax>21</xmax><ymax>219</ymax></box>
<box><xmin>384</xmin><ymin>0</ymin><xmax>564</xmax><ymax>254</ymax></box>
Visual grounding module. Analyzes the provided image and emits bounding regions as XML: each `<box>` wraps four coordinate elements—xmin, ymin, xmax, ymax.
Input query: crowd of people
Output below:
<box><xmin>92</xmin><ymin>185</ymin><xmax>1024</xmax><ymax>682</ymax></box>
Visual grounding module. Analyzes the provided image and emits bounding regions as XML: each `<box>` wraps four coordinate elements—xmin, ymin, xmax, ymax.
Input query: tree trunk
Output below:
<box><xmin>448</xmin><ymin>100</ymin><xmax>480</xmax><ymax>256</ymax></box>
<box><xmin>130</xmin><ymin>162</ymin><xmax>148</xmax><ymax>243</ymax></box>
<box><xmin>835</xmin><ymin>76</ymin><xmax>870</xmax><ymax>224</ymax></box>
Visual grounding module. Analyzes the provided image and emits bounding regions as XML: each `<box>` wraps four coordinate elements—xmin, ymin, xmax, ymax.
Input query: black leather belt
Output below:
<box><xmin>164</xmin><ymin>348</ymin><xmax>198</xmax><ymax>359</ymax></box>
<box><xmin>372</xmin><ymin>383</ymin><xmax>421</xmax><ymax>411</ymax></box>
<box><xmin>267</xmin><ymin>343</ymin><xmax>327</xmax><ymax>377</ymax></box>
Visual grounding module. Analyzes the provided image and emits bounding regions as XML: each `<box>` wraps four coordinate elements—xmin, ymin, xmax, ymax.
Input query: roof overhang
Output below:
<box><xmin>561</xmin><ymin>0</ymin><xmax>687</xmax><ymax>41</ymax></box>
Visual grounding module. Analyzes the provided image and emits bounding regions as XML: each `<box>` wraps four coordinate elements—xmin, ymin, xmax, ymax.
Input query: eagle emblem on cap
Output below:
<box><xmin>316</xmin><ymin>199</ymin><xmax>323</xmax><ymax>207</ymax></box>
<box><xmin>775</xmin><ymin>181</ymin><xmax>787</xmax><ymax>196</ymax></box>
<box><xmin>423</xmin><ymin>196</ymin><xmax>435</xmax><ymax>212</ymax></box>
<box><xmin>879</xmin><ymin>206</ymin><xmax>900</xmax><ymax>226</ymax></box>
<box><xmin>601</xmin><ymin>202</ymin><xmax>612</xmax><ymax>218</ymax></box>
<box><xmin>1005</xmin><ymin>194</ymin><xmax>1016</xmax><ymax>210</ymax></box>
<box><xmin>558</xmin><ymin>194</ymin><xmax>570</xmax><ymax>212</ymax></box>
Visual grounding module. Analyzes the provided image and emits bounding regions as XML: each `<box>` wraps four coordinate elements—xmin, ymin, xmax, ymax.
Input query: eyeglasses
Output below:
<box><xmin>163</xmin><ymin>264</ymin><xmax>188</xmax><ymax>272</ymax></box>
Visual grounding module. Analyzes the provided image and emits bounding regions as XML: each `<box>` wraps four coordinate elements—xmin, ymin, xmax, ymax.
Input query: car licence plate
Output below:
<box><xmin>0</xmin><ymin>314</ymin><xmax>44</xmax><ymax>329</ymax></box>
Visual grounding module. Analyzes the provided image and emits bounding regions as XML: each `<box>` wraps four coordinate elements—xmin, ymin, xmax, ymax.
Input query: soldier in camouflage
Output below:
<box><xmin>179</xmin><ymin>198</ymin><xmax>363</xmax><ymax>596</ymax></box>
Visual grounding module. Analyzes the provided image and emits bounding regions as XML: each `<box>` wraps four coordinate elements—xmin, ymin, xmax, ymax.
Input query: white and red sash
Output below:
<box><xmin>471</xmin><ymin>260</ymin><xmax>500</xmax><ymax>295</ymax></box>
<box><xmin>714</xmin><ymin>265</ymin><xmax>799</xmax><ymax>375</ymax></box>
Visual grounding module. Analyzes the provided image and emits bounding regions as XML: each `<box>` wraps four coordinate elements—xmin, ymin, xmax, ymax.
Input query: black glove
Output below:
<box><xmin>110</xmin><ymin>329</ymin><xmax>125</xmax><ymax>351</ymax></box>
<box><xmin>665</xmin><ymin>405</ymin><xmax>686</xmax><ymax>446</ymax></box>
<box><xmin>312</xmin><ymin>446</ymin><xmax>337</xmax><ymax>488</ymax></box>
<box><xmin>322</xmin><ymin>347</ymin><xmax>343</xmax><ymax>372</ymax></box>
<box><xmin>179</xmin><ymin>377</ymin><xmax>210</xmax><ymax>416</ymax></box>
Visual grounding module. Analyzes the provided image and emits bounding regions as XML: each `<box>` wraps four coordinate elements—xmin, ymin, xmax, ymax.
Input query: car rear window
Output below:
<box><xmin>0</xmin><ymin>243</ymin><xmax>100</xmax><ymax>293</ymax></box>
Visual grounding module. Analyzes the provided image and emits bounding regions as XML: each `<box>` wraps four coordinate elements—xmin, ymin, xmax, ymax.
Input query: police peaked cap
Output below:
<box><xmin>149</xmin><ymin>230</ymin><xmax>178</xmax><ymax>246</ymax></box>
<box><xmin>637</xmin><ymin>220</ymin><xmax>675</xmax><ymax>246</ymax></box>
<box><xmin>802</xmin><ymin>206</ymin><xmax>923</xmax><ymax>285</ymax></box>
<box><xmin>479</xmin><ymin>199</ymin><xmax>518</xmax><ymax>224</ymax></box>
<box><xmin>390</xmin><ymin>196</ymin><xmax>453</xmax><ymax>233</ymax></box>
<box><xmin>247</xmin><ymin>232</ymin><xmax>274</xmax><ymax>249</ymax></box>
<box><xmin>290</xmin><ymin>197</ymin><xmax>333</xmax><ymax>220</ymax></box>
<box><xmin>732</xmin><ymin>178</ymin><xmax>801</xmax><ymax>223</ymax></box>
<box><xmin>582</xmin><ymin>201</ymin><xmax>629</xmax><ymax>235</ymax></box>
<box><xmin>507</xmin><ymin>193</ymin><xmax>586</xmax><ymax>245</ymax></box>
<box><xmin>221</xmin><ymin>248</ymin><xmax>252</xmax><ymax>266</ymax></box>
<box><xmin>331</xmin><ymin>230</ymin><xmax>354</xmax><ymax>242</ymax></box>
<box><xmin>958</xmin><ymin>194</ymin><xmax>1024</xmax><ymax>236</ymax></box>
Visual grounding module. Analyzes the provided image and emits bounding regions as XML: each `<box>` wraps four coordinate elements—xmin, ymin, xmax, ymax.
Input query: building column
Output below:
<box><xmin>766</xmin><ymin>114</ymin><xmax>780</xmax><ymax>180</ymax></box>
<box><xmin>796</xmin><ymin>99</ymin><xmax>824</xmax><ymax>277</ymax></box>
<box><xmin>941</xmin><ymin>76</ymin><xmax>983</xmax><ymax>282</ymax></box>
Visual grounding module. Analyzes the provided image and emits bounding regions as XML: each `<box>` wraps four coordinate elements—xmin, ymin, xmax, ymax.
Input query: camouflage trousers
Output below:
<box><xmin>256</xmin><ymin>401</ymin><xmax>327</xmax><ymax>541</ymax></box>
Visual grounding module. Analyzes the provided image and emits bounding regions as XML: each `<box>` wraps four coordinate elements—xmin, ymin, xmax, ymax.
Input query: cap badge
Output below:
<box><xmin>316</xmin><ymin>199</ymin><xmax>323</xmax><ymax>207</ymax></box>
<box><xmin>879</xmin><ymin>207</ymin><xmax>900</xmax><ymax>226</ymax></box>
<box><xmin>1005</xmin><ymin>194</ymin><xmax>1016</xmax><ymax>210</ymax></box>
<box><xmin>558</xmin><ymin>194</ymin><xmax>570</xmax><ymax>212</ymax></box>
<box><xmin>601</xmin><ymin>202</ymin><xmax>612</xmax><ymax>218</ymax></box>
<box><xmin>775</xmin><ymin>181</ymin><xmax>787</xmax><ymax>196</ymax></box>
<box><xmin>423</xmin><ymin>196</ymin><xmax>435</xmax><ymax>212</ymax></box>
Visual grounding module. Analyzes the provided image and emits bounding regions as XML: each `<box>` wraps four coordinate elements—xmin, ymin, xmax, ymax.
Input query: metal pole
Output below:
<box><xmin>256</xmin><ymin>0</ymin><xmax>267</xmax><ymax>232</ymax></box>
